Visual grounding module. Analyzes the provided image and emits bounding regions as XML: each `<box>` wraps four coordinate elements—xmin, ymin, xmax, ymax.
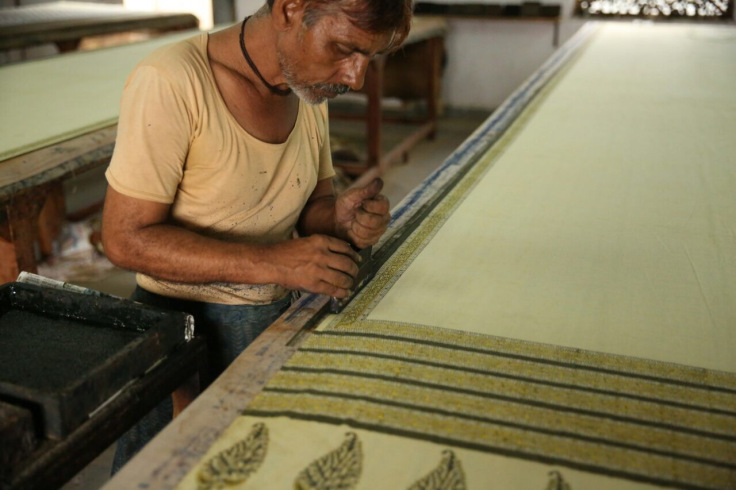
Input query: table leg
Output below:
<box><xmin>426</xmin><ymin>36</ymin><xmax>442</xmax><ymax>140</ymax></box>
<box><xmin>55</xmin><ymin>39</ymin><xmax>82</xmax><ymax>53</ymax></box>
<box><xmin>0</xmin><ymin>186</ymin><xmax>51</xmax><ymax>284</ymax></box>
<box><xmin>38</xmin><ymin>183</ymin><xmax>67</xmax><ymax>258</ymax></box>
<box><xmin>365</xmin><ymin>55</ymin><xmax>386</xmax><ymax>169</ymax></box>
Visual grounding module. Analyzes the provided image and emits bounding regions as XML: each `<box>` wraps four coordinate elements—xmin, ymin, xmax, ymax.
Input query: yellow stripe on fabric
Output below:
<box><xmin>286</xmin><ymin>351</ymin><xmax>736</xmax><ymax>438</ymax></box>
<box><xmin>345</xmin><ymin>322</ymin><xmax>736</xmax><ymax>392</ymax></box>
<box><xmin>265</xmin><ymin>371</ymin><xmax>736</xmax><ymax>464</ymax></box>
<box><xmin>247</xmin><ymin>392</ymin><xmax>736</xmax><ymax>489</ymax></box>
<box><xmin>302</xmin><ymin>335</ymin><xmax>736</xmax><ymax>414</ymax></box>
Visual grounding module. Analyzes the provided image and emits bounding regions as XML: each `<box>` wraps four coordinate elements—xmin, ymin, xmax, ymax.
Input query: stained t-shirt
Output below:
<box><xmin>106</xmin><ymin>33</ymin><xmax>335</xmax><ymax>305</ymax></box>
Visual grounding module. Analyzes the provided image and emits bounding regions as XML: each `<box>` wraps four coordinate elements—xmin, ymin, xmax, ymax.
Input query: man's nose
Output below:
<box><xmin>340</xmin><ymin>55</ymin><xmax>372</xmax><ymax>91</ymax></box>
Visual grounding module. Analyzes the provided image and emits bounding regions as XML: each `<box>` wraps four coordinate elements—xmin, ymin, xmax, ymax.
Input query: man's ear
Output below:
<box><xmin>271</xmin><ymin>0</ymin><xmax>305</xmax><ymax>31</ymax></box>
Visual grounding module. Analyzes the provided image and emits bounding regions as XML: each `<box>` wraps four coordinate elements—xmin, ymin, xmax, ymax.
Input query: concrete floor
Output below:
<box><xmin>53</xmin><ymin>110</ymin><xmax>489</xmax><ymax>489</ymax></box>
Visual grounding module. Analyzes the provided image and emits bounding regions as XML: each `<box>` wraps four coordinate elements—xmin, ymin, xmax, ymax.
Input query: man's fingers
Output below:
<box><xmin>359</xmin><ymin>194</ymin><xmax>390</xmax><ymax>215</ymax></box>
<box><xmin>352</xmin><ymin>178</ymin><xmax>384</xmax><ymax>202</ymax></box>
<box><xmin>322</xmin><ymin>265</ymin><xmax>356</xmax><ymax>289</ymax></box>
<box><xmin>321</xmin><ymin>281</ymin><xmax>351</xmax><ymax>299</ymax></box>
<box><xmin>326</xmin><ymin>254</ymin><xmax>359</xmax><ymax>279</ymax></box>
<box><xmin>348</xmin><ymin>221</ymin><xmax>384</xmax><ymax>246</ymax></box>
<box><xmin>324</xmin><ymin>236</ymin><xmax>361</xmax><ymax>264</ymax></box>
<box><xmin>353</xmin><ymin>208</ymin><xmax>390</xmax><ymax>229</ymax></box>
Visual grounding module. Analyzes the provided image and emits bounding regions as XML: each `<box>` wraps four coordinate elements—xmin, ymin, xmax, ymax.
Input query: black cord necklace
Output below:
<box><xmin>239</xmin><ymin>16</ymin><xmax>291</xmax><ymax>96</ymax></box>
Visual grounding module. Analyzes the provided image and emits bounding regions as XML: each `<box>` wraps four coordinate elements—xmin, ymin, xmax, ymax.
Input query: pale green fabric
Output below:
<box><xmin>0</xmin><ymin>29</ymin><xmax>199</xmax><ymax>162</ymax></box>
<box><xmin>369</xmin><ymin>23</ymin><xmax>736</xmax><ymax>373</ymax></box>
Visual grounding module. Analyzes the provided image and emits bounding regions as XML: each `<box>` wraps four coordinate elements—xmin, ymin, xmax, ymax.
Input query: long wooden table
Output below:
<box><xmin>105</xmin><ymin>21</ymin><xmax>736</xmax><ymax>490</ymax></box>
<box><xmin>0</xmin><ymin>1</ymin><xmax>198</xmax><ymax>53</ymax></box>
<box><xmin>0</xmin><ymin>29</ymin><xmax>200</xmax><ymax>284</ymax></box>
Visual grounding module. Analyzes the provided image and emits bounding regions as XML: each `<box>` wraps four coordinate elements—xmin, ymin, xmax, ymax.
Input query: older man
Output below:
<box><xmin>102</xmin><ymin>0</ymin><xmax>412</xmax><ymax>472</ymax></box>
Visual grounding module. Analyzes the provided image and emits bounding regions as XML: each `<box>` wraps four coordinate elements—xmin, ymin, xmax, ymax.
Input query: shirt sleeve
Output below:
<box><xmin>106</xmin><ymin>65</ymin><xmax>193</xmax><ymax>204</ymax></box>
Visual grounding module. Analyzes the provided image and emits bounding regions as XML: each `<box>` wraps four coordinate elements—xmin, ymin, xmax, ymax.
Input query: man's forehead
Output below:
<box><xmin>310</xmin><ymin>12</ymin><xmax>394</xmax><ymax>53</ymax></box>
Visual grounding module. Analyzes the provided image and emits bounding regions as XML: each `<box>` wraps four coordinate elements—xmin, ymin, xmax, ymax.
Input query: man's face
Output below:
<box><xmin>277</xmin><ymin>11</ymin><xmax>392</xmax><ymax>105</ymax></box>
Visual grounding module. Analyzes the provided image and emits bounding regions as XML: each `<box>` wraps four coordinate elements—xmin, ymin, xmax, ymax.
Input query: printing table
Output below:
<box><xmin>106</xmin><ymin>21</ymin><xmax>736</xmax><ymax>490</ymax></box>
<box><xmin>0</xmin><ymin>1</ymin><xmax>198</xmax><ymax>53</ymax></box>
<box><xmin>0</xmin><ymin>29</ymin><xmax>199</xmax><ymax>284</ymax></box>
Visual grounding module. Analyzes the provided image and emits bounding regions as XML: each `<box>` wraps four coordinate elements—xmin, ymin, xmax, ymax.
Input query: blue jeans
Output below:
<box><xmin>111</xmin><ymin>286</ymin><xmax>292</xmax><ymax>475</ymax></box>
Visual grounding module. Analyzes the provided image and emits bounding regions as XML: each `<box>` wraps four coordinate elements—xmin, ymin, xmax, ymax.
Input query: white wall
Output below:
<box><xmin>443</xmin><ymin>19</ymin><xmax>555</xmax><ymax>109</ymax></box>
<box><xmin>236</xmin><ymin>0</ymin><xmax>265</xmax><ymax>18</ymax></box>
<box><xmin>124</xmin><ymin>0</ymin><xmax>214</xmax><ymax>29</ymax></box>
<box><xmin>232</xmin><ymin>0</ymin><xmax>586</xmax><ymax>110</ymax></box>
<box><xmin>436</xmin><ymin>0</ymin><xmax>587</xmax><ymax>109</ymax></box>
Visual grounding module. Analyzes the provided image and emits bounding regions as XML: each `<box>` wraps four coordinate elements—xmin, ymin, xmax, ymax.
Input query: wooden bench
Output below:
<box><xmin>0</xmin><ymin>1</ymin><xmax>198</xmax><ymax>53</ymax></box>
<box><xmin>0</xmin><ymin>30</ymin><xmax>199</xmax><ymax>284</ymax></box>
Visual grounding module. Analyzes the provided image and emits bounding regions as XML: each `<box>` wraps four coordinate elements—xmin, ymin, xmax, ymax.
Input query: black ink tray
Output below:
<box><xmin>0</xmin><ymin>282</ymin><xmax>192</xmax><ymax>439</ymax></box>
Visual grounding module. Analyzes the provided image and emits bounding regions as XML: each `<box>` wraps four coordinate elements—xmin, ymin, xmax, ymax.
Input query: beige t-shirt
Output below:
<box><xmin>106</xmin><ymin>33</ymin><xmax>335</xmax><ymax>305</ymax></box>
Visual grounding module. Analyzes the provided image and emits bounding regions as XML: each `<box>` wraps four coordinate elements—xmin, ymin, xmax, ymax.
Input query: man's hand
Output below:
<box><xmin>335</xmin><ymin>178</ymin><xmax>391</xmax><ymax>249</ymax></box>
<box><xmin>103</xmin><ymin>186</ymin><xmax>360</xmax><ymax>296</ymax></box>
<box><xmin>269</xmin><ymin>235</ymin><xmax>361</xmax><ymax>298</ymax></box>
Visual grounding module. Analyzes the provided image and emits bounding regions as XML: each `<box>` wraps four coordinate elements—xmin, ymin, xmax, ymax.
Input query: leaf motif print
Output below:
<box><xmin>408</xmin><ymin>450</ymin><xmax>467</xmax><ymax>490</ymax></box>
<box><xmin>294</xmin><ymin>432</ymin><xmax>363</xmax><ymax>490</ymax></box>
<box><xmin>545</xmin><ymin>470</ymin><xmax>572</xmax><ymax>490</ymax></box>
<box><xmin>197</xmin><ymin>422</ymin><xmax>269</xmax><ymax>489</ymax></box>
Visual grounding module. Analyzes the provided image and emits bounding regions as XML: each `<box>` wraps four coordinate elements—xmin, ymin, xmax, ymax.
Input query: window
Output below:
<box><xmin>575</xmin><ymin>0</ymin><xmax>733</xmax><ymax>18</ymax></box>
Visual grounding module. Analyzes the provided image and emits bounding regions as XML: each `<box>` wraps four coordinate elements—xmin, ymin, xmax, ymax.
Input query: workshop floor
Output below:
<box><xmin>54</xmin><ymin>110</ymin><xmax>489</xmax><ymax>489</ymax></box>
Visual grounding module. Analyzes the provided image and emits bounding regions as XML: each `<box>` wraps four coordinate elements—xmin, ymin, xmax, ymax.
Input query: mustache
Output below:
<box><xmin>315</xmin><ymin>83</ymin><xmax>350</xmax><ymax>95</ymax></box>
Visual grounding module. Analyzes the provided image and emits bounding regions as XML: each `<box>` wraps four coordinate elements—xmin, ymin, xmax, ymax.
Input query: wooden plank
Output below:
<box><xmin>0</xmin><ymin>125</ymin><xmax>117</xmax><ymax>202</ymax></box>
<box><xmin>365</xmin><ymin>55</ymin><xmax>385</xmax><ymax>169</ymax></box>
<box><xmin>37</xmin><ymin>183</ymin><xmax>66</xmax><ymax>257</ymax></box>
<box><xmin>0</xmin><ymin>125</ymin><xmax>115</xmax><ymax>283</ymax></box>
<box><xmin>0</xmin><ymin>2</ymin><xmax>198</xmax><ymax>51</ymax></box>
<box><xmin>0</xmin><ymin>237</ymin><xmax>17</xmax><ymax>284</ymax></box>
<box><xmin>0</xmin><ymin>186</ymin><xmax>49</xmax><ymax>280</ymax></box>
<box><xmin>380</xmin><ymin>121</ymin><xmax>436</xmax><ymax>168</ymax></box>
<box><xmin>105</xmin><ymin>293</ymin><xmax>331</xmax><ymax>489</ymax></box>
<box><xmin>426</xmin><ymin>36</ymin><xmax>442</xmax><ymax>139</ymax></box>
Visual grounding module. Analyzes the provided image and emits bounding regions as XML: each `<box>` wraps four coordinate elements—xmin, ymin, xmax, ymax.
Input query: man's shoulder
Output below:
<box><xmin>135</xmin><ymin>33</ymin><xmax>208</xmax><ymax>81</ymax></box>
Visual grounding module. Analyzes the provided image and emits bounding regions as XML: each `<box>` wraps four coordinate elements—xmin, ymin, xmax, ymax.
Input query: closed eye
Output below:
<box><xmin>334</xmin><ymin>43</ymin><xmax>353</xmax><ymax>57</ymax></box>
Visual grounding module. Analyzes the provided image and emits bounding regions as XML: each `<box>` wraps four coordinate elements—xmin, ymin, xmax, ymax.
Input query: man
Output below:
<box><xmin>102</xmin><ymin>0</ymin><xmax>412</xmax><ymax>473</ymax></box>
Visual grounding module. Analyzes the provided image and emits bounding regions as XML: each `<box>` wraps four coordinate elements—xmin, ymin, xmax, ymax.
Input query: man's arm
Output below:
<box><xmin>298</xmin><ymin>178</ymin><xmax>391</xmax><ymax>249</ymax></box>
<box><xmin>101</xmin><ymin>186</ymin><xmax>360</xmax><ymax>298</ymax></box>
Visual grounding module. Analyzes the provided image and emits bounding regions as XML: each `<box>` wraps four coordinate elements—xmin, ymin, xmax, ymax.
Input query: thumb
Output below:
<box><xmin>353</xmin><ymin>178</ymin><xmax>383</xmax><ymax>201</ymax></box>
